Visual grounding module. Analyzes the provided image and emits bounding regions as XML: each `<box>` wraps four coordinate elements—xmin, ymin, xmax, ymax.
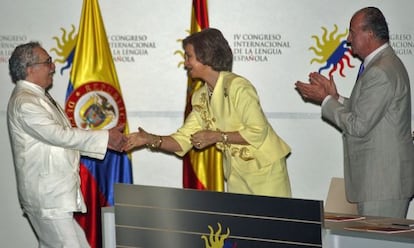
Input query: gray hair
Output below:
<box><xmin>359</xmin><ymin>7</ymin><xmax>389</xmax><ymax>42</ymax></box>
<box><xmin>9</xmin><ymin>41</ymin><xmax>41</xmax><ymax>83</ymax></box>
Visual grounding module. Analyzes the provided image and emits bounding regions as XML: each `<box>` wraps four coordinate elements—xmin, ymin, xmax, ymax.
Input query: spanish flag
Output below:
<box><xmin>64</xmin><ymin>0</ymin><xmax>132</xmax><ymax>247</ymax></box>
<box><xmin>182</xmin><ymin>0</ymin><xmax>224</xmax><ymax>191</ymax></box>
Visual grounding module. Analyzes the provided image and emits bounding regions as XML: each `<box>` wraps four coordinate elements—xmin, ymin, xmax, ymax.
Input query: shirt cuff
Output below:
<box><xmin>322</xmin><ymin>95</ymin><xmax>332</xmax><ymax>106</ymax></box>
<box><xmin>322</xmin><ymin>95</ymin><xmax>344</xmax><ymax>106</ymax></box>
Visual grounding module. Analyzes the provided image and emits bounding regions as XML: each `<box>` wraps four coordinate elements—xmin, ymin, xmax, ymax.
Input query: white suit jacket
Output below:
<box><xmin>7</xmin><ymin>80</ymin><xmax>108</xmax><ymax>217</ymax></box>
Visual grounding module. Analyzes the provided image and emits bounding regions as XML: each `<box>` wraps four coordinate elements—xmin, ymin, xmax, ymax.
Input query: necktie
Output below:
<box><xmin>357</xmin><ymin>63</ymin><xmax>364</xmax><ymax>80</ymax></box>
<box><xmin>45</xmin><ymin>91</ymin><xmax>71</xmax><ymax>127</ymax></box>
<box><xmin>45</xmin><ymin>91</ymin><xmax>59</xmax><ymax>109</ymax></box>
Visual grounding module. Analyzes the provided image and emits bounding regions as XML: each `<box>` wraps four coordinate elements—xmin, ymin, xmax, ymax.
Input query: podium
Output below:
<box><xmin>113</xmin><ymin>184</ymin><xmax>323</xmax><ymax>247</ymax></box>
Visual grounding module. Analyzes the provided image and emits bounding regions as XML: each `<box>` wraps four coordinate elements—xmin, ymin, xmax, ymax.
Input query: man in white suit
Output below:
<box><xmin>7</xmin><ymin>42</ymin><xmax>127</xmax><ymax>247</ymax></box>
<box><xmin>295</xmin><ymin>7</ymin><xmax>414</xmax><ymax>218</ymax></box>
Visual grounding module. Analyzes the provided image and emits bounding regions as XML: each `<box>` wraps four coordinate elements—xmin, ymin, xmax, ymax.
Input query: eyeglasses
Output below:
<box><xmin>28</xmin><ymin>57</ymin><xmax>53</xmax><ymax>67</ymax></box>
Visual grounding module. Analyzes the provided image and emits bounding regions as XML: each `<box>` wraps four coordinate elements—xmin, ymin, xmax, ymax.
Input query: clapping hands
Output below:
<box><xmin>295</xmin><ymin>72</ymin><xmax>339</xmax><ymax>104</ymax></box>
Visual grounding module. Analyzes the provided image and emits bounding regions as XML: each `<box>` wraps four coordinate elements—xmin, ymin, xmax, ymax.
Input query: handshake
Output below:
<box><xmin>107</xmin><ymin>125</ymin><xmax>150</xmax><ymax>152</ymax></box>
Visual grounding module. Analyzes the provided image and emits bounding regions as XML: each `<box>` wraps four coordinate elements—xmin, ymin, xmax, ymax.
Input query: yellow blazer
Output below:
<box><xmin>172</xmin><ymin>71</ymin><xmax>291</xmax><ymax>196</ymax></box>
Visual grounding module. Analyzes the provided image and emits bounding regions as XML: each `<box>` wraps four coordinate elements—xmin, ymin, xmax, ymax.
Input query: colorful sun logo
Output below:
<box><xmin>50</xmin><ymin>25</ymin><xmax>78</xmax><ymax>75</ymax></box>
<box><xmin>174</xmin><ymin>37</ymin><xmax>186</xmax><ymax>69</ymax></box>
<box><xmin>309</xmin><ymin>25</ymin><xmax>355</xmax><ymax>77</ymax></box>
<box><xmin>201</xmin><ymin>223</ymin><xmax>237</xmax><ymax>248</ymax></box>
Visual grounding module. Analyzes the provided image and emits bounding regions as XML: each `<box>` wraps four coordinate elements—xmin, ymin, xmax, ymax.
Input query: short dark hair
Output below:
<box><xmin>183</xmin><ymin>28</ymin><xmax>233</xmax><ymax>71</ymax></box>
<box><xmin>359</xmin><ymin>7</ymin><xmax>389</xmax><ymax>42</ymax></box>
<box><xmin>9</xmin><ymin>41</ymin><xmax>41</xmax><ymax>83</ymax></box>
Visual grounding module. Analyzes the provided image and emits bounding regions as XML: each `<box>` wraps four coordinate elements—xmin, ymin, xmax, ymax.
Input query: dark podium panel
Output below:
<box><xmin>114</xmin><ymin>184</ymin><xmax>323</xmax><ymax>248</ymax></box>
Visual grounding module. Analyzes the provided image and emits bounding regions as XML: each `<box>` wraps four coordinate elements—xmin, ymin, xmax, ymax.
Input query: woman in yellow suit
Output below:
<box><xmin>125</xmin><ymin>28</ymin><xmax>291</xmax><ymax>197</ymax></box>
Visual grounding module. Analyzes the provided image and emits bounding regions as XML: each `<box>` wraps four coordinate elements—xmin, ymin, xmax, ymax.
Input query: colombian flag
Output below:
<box><xmin>64</xmin><ymin>0</ymin><xmax>132</xmax><ymax>247</ymax></box>
<box><xmin>182</xmin><ymin>0</ymin><xmax>224</xmax><ymax>191</ymax></box>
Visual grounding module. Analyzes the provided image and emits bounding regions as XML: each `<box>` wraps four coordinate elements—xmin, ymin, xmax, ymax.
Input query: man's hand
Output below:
<box><xmin>295</xmin><ymin>72</ymin><xmax>338</xmax><ymax>104</ymax></box>
<box><xmin>107</xmin><ymin>124</ymin><xmax>127</xmax><ymax>152</ymax></box>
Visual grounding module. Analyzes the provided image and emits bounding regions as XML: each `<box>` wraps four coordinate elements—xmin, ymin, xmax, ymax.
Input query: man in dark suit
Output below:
<box><xmin>295</xmin><ymin>7</ymin><xmax>414</xmax><ymax>218</ymax></box>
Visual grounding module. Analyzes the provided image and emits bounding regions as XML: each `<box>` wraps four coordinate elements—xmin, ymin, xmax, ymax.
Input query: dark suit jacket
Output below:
<box><xmin>322</xmin><ymin>46</ymin><xmax>414</xmax><ymax>203</ymax></box>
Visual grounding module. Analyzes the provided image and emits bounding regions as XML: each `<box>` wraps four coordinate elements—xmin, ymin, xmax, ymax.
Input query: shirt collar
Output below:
<box><xmin>363</xmin><ymin>43</ymin><xmax>389</xmax><ymax>67</ymax></box>
<box><xmin>17</xmin><ymin>80</ymin><xmax>46</xmax><ymax>95</ymax></box>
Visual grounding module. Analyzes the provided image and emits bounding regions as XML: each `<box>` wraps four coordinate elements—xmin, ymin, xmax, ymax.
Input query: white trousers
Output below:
<box><xmin>27</xmin><ymin>212</ymin><xmax>90</xmax><ymax>248</ymax></box>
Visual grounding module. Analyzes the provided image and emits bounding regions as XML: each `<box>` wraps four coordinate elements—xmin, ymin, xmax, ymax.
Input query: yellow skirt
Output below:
<box><xmin>226</xmin><ymin>157</ymin><xmax>292</xmax><ymax>197</ymax></box>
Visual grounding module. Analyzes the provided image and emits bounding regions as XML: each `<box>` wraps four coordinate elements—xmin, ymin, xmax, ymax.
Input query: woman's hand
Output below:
<box><xmin>190</xmin><ymin>130</ymin><xmax>220</xmax><ymax>149</ymax></box>
<box><xmin>123</xmin><ymin>127</ymin><xmax>149</xmax><ymax>151</ymax></box>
